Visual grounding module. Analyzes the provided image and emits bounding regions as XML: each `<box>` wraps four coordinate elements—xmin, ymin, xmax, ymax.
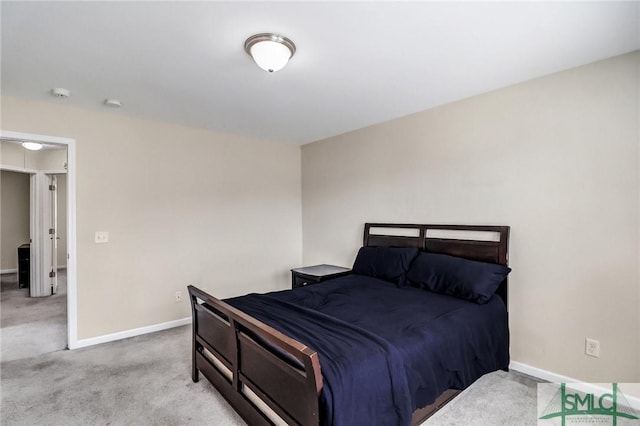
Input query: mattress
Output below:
<box><xmin>226</xmin><ymin>274</ymin><xmax>509</xmax><ymax>426</ymax></box>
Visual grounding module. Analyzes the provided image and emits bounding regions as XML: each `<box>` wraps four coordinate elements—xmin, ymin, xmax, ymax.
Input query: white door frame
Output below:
<box><xmin>0</xmin><ymin>130</ymin><xmax>78</xmax><ymax>350</ymax></box>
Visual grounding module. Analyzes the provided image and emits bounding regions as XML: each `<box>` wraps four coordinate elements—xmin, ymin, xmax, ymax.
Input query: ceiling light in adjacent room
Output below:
<box><xmin>244</xmin><ymin>33</ymin><xmax>296</xmax><ymax>73</ymax></box>
<box><xmin>22</xmin><ymin>142</ymin><xmax>43</xmax><ymax>151</ymax></box>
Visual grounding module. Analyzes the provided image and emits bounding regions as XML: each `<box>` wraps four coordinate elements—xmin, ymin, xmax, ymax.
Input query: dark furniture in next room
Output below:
<box><xmin>18</xmin><ymin>243</ymin><xmax>30</xmax><ymax>289</ymax></box>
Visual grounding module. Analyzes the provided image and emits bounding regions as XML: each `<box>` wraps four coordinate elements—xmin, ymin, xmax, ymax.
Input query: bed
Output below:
<box><xmin>188</xmin><ymin>223</ymin><xmax>511</xmax><ymax>426</ymax></box>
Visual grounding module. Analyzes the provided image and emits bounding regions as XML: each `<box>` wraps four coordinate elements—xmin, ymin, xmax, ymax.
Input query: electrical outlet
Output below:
<box><xmin>175</xmin><ymin>291</ymin><xmax>183</xmax><ymax>303</ymax></box>
<box><xmin>585</xmin><ymin>338</ymin><xmax>600</xmax><ymax>357</ymax></box>
<box><xmin>94</xmin><ymin>231</ymin><xmax>109</xmax><ymax>243</ymax></box>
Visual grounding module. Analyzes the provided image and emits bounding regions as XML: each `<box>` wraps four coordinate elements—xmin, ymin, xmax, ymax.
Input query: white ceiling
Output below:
<box><xmin>2</xmin><ymin>2</ymin><xmax>638</xmax><ymax>145</ymax></box>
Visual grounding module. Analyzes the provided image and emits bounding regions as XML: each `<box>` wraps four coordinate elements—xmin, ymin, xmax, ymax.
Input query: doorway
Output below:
<box><xmin>0</xmin><ymin>158</ymin><xmax>67</xmax><ymax>360</ymax></box>
<box><xmin>0</xmin><ymin>130</ymin><xmax>77</xmax><ymax>356</ymax></box>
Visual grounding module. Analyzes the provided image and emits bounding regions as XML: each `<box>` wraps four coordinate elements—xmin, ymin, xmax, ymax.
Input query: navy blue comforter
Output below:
<box><xmin>226</xmin><ymin>274</ymin><xmax>509</xmax><ymax>426</ymax></box>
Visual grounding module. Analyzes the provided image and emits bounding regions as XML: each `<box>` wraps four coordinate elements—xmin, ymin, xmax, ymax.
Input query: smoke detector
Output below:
<box><xmin>104</xmin><ymin>99</ymin><xmax>122</xmax><ymax>108</ymax></box>
<box><xmin>51</xmin><ymin>88</ymin><xmax>70</xmax><ymax>98</ymax></box>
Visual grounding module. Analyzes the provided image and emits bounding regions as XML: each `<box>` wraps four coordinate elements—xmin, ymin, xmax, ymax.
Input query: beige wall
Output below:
<box><xmin>38</xmin><ymin>148</ymin><xmax>67</xmax><ymax>171</ymax></box>
<box><xmin>302</xmin><ymin>52</ymin><xmax>640</xmax><ymax>382</ymax></box>
<box><xmin>1</xmin><ymin>95</ymin><xmax>302</xmax><ymax>339</ymax></box>
<box><xmin>0</xmin><ymin>170</ymin><xmax>30</xmax><ymax>270</ymax></box>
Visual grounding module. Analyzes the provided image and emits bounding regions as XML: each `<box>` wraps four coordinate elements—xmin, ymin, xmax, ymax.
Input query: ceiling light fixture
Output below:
<box><xmin>244</xmin><ymin>33</ymin><xmax>296</xmax><ymax>73</ymax></box>
<box><xmin>22</xmin><ymin>142</ymin><xmax>43</xmax><ymax>151</ymax></box>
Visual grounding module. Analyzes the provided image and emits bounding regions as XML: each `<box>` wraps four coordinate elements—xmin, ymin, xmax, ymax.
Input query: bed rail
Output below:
<box><xmin>188</xmin><ymin>285</ymin><xmax>322</xmax><ymax>426</ymax></box>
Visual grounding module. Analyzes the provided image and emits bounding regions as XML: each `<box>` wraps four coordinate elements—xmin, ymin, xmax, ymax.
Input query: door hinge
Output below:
<box><xmin>49</xmin><ymin>270</ymin><xmax>56</xmax><ymax>278</ymax></box>
<box><xmin>49</xmin><ymin>228</ymin><xmax>56</xmax><ymax>235</ymax></box>
<box><xmin>49</xmin><ymin>184</ymin><xmax>56</xmax><ymax>191</ymax></box>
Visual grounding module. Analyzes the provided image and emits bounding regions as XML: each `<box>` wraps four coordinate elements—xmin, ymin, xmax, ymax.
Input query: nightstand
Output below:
<box><xmin>290</xmin><ymin>264</ymin><xmax>351</xmax><ymax>289</ymax></box>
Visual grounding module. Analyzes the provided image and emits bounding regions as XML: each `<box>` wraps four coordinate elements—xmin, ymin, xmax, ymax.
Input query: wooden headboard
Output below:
<box><xmin>363</xmin><ymin>223</ymin><xmax>510</xmax><ymax>309</ymax></box>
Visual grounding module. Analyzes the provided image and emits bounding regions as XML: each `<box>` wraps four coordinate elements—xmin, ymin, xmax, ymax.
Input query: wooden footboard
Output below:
<box><xmin>188</xmin><ymin>285</ymin><xmax>322</xmax><ymax>426</ymax></box>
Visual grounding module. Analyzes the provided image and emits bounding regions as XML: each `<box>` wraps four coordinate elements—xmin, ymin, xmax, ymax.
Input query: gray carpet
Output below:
<box><xmin>425</xmin><ymin>369</ymin><xmax>544</xmax><ymax>425</ymax></box>
<box><xmin>1</xmin><ymin>325</ymin><xmax>244</xmax><ymax>426</ymax></box>
<box><xmin>1</xmin><ymin>270</ymin><xmax>67</xmax><ymax>361</ymax></box>
<box><xmin>1</xmin><ymin>323</ymin><xmax>544</xmax><ymax>426</ymax></box>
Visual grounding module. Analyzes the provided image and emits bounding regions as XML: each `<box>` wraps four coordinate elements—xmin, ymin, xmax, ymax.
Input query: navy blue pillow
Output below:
<box><xmin>406</xmin><ymin>252</ymin><xmax>511</xmax><ymax>304</ymax></box>
<box><xmin>352</xmin><ymin>246</ymin><xmax>420</xmax><ymax>286</ymax></box>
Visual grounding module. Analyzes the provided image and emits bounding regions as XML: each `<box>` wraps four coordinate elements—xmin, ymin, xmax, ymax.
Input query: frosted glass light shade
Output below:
<box><xmin>245</xmin><ymin>33</ymin><xmax>296</xmax><ymax>73</ymax></box>
<box><xmin>22</xmin><ymin>142</ymin><xmax>43</xmax><ymax>151</ymax></box>
<box><xmin>250</xmin><ymin>41</ymin><xmax>292</xmax><ymax>72</ymax></box>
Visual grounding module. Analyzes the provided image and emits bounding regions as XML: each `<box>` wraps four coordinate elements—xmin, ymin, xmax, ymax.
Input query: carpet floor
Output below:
<box><xmin>425</xmin><ymin>369</ymin><xmax>544</xmax><ymax>425</ymax></box>
<box><xmin>0</xmin><ymin>270</ymin><xmax>67</xmax><ymax>362</ymax></box>
<box><xmin>1</xmin><ymin>324</ymin><xmax>544</xmax><ymax>426</ymax></box>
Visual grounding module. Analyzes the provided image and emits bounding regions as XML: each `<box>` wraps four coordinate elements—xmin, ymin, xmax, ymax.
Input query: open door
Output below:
<box><xmin>49</xmin><ymin>174</ymin><xmax>58</xmax><ymax>294</ymax></box>
<box><xmin>29</xmin><ymin>172</ymin><xmax>58</xmax><ymax>297</ymax></box>
<box><xmin>30</xmin><ymin>172</ymin><xmax>45</xmax><ymax>297</ymax></box>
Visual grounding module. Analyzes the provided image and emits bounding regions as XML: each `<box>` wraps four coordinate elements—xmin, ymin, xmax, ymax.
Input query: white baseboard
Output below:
<box><xmin>71</xmin><ymin>316</ymin><xmax>192</xmax><ymax>349</ymax></box>
<box><xmin>510</xmin><ymin>360</ymin><xmax>579</xmax><ymax>383</ymax></box>
<box><xmin>510</xmin><ymin>360</ymin><xmax>640</xmax><ymax>406</ymax></box>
